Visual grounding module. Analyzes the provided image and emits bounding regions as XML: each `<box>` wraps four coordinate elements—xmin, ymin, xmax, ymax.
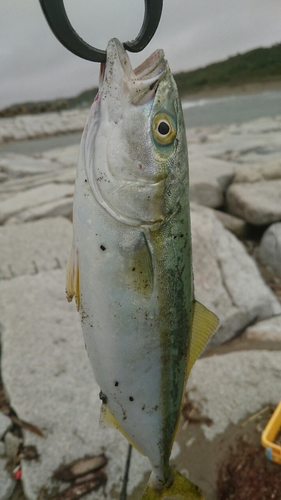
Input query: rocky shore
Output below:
<box><xmin>0</xmin><ymin>110</ymin><xmax>281</xmax><ymax>499</ymax></box>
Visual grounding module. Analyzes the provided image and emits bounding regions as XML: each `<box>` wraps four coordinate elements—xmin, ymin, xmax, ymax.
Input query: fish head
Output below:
<box><xmin>84</xmin><ymin>38</ymin><xmax>188</xmax><ymax>228</ymax></box>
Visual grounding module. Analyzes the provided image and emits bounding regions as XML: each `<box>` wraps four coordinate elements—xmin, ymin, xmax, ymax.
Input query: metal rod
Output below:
<box><xmin>120</xmin><ymin>444</ymin><xmax>133</xmax><ymax>500</ymax></box>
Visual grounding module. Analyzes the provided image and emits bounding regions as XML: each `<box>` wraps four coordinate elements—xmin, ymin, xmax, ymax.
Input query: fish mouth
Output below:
<box><xmin>99</xmin><ymin>38</ymin><xmax>167</xmax><ymax>106</ymax></box>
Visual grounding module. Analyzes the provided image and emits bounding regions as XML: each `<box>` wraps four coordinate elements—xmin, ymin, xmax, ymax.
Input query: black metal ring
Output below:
<box><xmin>39</xmin><ymin>0</ymin><xmax>163</xmax><ymax>62</ymax></box>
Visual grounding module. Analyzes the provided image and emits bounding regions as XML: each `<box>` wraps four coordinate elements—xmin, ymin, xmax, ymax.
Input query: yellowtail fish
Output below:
<box><xmin>66</xmin><ymin>38</ymin><xmax>219</xmax><ymax>500</ymax></box>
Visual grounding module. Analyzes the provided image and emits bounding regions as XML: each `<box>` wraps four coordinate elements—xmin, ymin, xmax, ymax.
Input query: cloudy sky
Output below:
<box><xmin>1</xmin><ymin>0</ymin><xmax>281</xmax><ymax>109</ymax></box>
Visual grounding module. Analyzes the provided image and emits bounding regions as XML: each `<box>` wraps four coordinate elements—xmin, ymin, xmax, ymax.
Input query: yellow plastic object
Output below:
<box><xmin>261</xmin><ymin>401</ymin><xmax>281</xmax><ymax>464</ymax></box>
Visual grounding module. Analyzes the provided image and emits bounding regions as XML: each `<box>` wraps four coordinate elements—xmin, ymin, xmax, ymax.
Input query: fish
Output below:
<box><xmin>66</xmin><ymin>38</ymin><xmax>219</xmax><ymax>500</ymax></box>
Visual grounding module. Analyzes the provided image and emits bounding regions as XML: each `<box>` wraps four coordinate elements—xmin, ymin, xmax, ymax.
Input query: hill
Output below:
<box><xmin>174</xmin><ymin>43</ymin><xmax>281</xmax><ymax>97</ymax></box>
<box><xmin>1</xmin><ymin>43</ymin><xmax>281</xmax><ymax>118</ymax></box>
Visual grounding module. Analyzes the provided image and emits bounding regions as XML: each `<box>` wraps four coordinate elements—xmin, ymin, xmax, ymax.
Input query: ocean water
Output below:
<box><xmin>182</xmin><ymin>90</ymin><xmax>281</xmax><ymax>129</ymax></box>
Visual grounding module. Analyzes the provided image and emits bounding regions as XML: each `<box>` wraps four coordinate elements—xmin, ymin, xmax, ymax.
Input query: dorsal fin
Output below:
<box><xmin>186</xmin><ymin>301</ymin><xmax>219</xmax><ymax>378</ymax></box>
<box><xmin>66</xmin><ymin>241</ymin><xmax>80</xmax><ymax>311</ymax></box>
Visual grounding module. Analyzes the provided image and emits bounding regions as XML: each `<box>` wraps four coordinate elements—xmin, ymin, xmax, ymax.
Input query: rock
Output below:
<box><xmin>191</xmin><ymin>203</ymin><xmax>281</xmax><ymax>345</ymax></box>
<box><xmin>245</xmin><ymin>316</ymin><xmax>281</xmax><ymax>341</ymax></box>
<box><xmin>0</xmin><ymin>270</ymin><xmax>150</xmax><ymax>500</ymax></box>
<box><xmin>4</xmin><ymin>432</ymin><xmax>21</xmax><ymax>460</ymax></box>
<box><xmin>189</xmin><ymin>157</ymin><xmax>234</xmax><ymax>208</ymax></box>
<box><xmin>0</xmin><ymin>442</ymin><xmax>6</xmax><ymax>457</ymax></box>
<box><xmin>259</xmin><ymin>222</ymin><xmax>281</xmax><ymax>277</ymax></box>
<box><xmin>0</xmin><ymin>153</ymin><xmax>58</xmax><ymax>177</ymax></box>
<box><xmin>233</xmin><ymin>159</ymin><xmax>281</xmax><ymax>183</ymax></box>
<box><xmin>0</xmin><ymin>110</ymin><xmax>88</xmax><ymax>144</ymax></box>
<box><xmin>0</xmin><ymin>217</ymin><xmax>72</xmax><ymax>279</ymax></box>
<box><xmin>0</xmin><ymin>412</ymin><xmax>11</xmax><ymax>439</ymax></box>
<box><xmin>187</xmin><ymin>350</ymin><xmax>281</xmax><ymax>440</ymax></box>
<box><xmin>39</xmin><ymin>144</ymin><xmax>80</xmax><ymax>168</ymax></box>
<box><xmin>226</xmin><ymin>180</ymin><xmax>281</xmax><ymax>225</ymax></box>
<box><xmin>6</xmin><ymin>197</ymin><xmax>74</xmax><ymax>224</ymax></box>
<box><xmin>0</xmin><ymin>458</ymin><xmax>14</xmax><ymax>499</ymax></box>
<box><xmin>0</xmin><ymin>183</ymin><xmax>73</xmax><ymax>224</ymax></box>
<box><xmin>212</xmin><ymin>210</ymin><xmax>247</xmax><ymax>238</ymax></box>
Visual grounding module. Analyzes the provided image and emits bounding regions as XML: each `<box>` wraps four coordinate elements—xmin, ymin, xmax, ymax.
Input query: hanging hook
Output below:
<box><xmin>39</xmin><ymin>0</ymin><xmax>163</xmax><ymax>62</ymax></box>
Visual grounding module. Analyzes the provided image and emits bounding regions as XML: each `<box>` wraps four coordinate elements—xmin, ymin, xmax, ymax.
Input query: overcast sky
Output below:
<box><xmin>1</xmin><ymin>0</ymin><xmax>281</xmax><ymax>109</ymax></box>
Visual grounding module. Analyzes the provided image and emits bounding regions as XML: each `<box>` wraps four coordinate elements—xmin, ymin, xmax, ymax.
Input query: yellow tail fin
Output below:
<box><xmin>141</xmin><ymin>468</ymin><xmax>204</xmax><ymax>500</ymax></box>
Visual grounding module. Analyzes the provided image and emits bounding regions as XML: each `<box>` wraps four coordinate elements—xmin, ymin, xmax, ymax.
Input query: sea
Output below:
<box><xmin>1</xmin><ymin>89</ymin><xmax>281</xmax><ymax>155</ymax></box>
<box><xmin>182</xmin><ymin>89</ymin><xmax>281</xmax><ymax>129</ymax></box>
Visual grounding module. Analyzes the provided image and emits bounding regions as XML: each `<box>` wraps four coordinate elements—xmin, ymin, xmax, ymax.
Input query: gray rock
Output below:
<box><xmin>40</xmin><ymin>144</ymin><xmax>80</xmax><ymax>168</ymax></box>
<box><xmin>259</xmin><ymin>222</ymin><xmax>281</xmax><ymax>277</ymax></box>
<box><xmin>212</xmin><ymin>210</ymin><xmax>247</xmax><ymax>238</ymax></box>
<box><xmin>0</xmin><ymin>217</ymin><xmax>72</xmax><ymax>279</ymax></box>
<box><xmin>0</xmin><ymin>110</ymin><xmax>88</xmax><ymax>143</ymax></box>
<box><xmin>0</xmin><ymin>183</ymin><xmax>73</xmax><ymax>224</ymax></box>
<box><xmin>0</xmin><ymin>270</ymin><xmax>150</xmax><ymax>500</ymax></box>
<box><xmin>0</xmin><ymin>458</ymin><xmax>14</xmax><ymax>499</ymax></box>
<box><xmin>4</xmin><ymin>432</ymin><xmax>21</xmax><ymax>460</ymax></box>
<box><xmin>191</xmin><ymin>203</ymin><xmax>281</xmax><ymax>345</ymax></box>
<box><xmin>245</xmin><ymin>315</ymin><xmax>281</xmax><ymax>341</ymax></box>
<box><xmin>187</xmin><ymin>350</ymin><xmax>281</xmax><ymax>440</ymax></box>
<box><xmin>189</xmin><ymin>157</ymin><xmax>234</xmax><ymax>208</ymax></box>
<box><xmin>0</xmin><ymin>442</ymin><xmax>6</xmax><ymax>457</ymax></box>
<box><xmin>226</xmin><ymin>180</ymin><xmax>281</xmax><ymax>225</ymax></box>
<box><xmin>233</xmin><ymin>159</ymin><xmax>281</xmax><ymax>184</ymax></box>
<box><xmin>0</xmin><ymin>153</ymin><xmax>58</xmax><ymax>177</ymax></box>
<box><xmin>0</xmin><ymin>412</ymin><xmax>11</xmax><ymax>439</ymax></box>
<box><xmin>6</xmin><ymin>197</ymin><xmax>73</xmax><ymax>224</ymax></box>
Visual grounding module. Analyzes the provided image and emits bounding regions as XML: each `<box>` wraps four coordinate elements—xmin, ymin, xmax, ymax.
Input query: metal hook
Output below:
<box><xmin>39</xmin><ymin>0</ymin><xmax>163</xmax><ymax>63</ymax></box>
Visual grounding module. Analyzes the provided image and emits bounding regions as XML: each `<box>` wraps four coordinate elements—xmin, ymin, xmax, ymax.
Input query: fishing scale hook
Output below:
<box><xmin>39</xmin><ymin>0</ymin><xmax>163</xmax><ymax>62</ymax></box>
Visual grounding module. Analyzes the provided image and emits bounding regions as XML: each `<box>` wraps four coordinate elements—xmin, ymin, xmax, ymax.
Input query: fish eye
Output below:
<box><xmin>158</xmin><ymin>120</ymin><xmax>170</xmax><ymax>136</ymax></box>
<box><xmin>152</xmin><ymin>113</ymin><xmax>176</xmax><ymax>145</ymax></box>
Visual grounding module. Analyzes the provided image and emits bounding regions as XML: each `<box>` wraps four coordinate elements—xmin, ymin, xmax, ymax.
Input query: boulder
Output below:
<box><xmin>0</xmin><ymin>183</ymin><xmax>73</xmax><ymax>224</ymax></box>
<box><xmin>233</xmin><ymin>159</ymin><xmax>281</xmax><ymax>184</ymax></box>
<box><xmin>187</xmin><ymin>350</ymin><xmax>281</xmax><ymax>440</ymax></box>
<box><xmin>0</xmin><ymin>270</ymin><xmax>150</xmax><ymax>500</ymax></box>
<box><xmin>189</xmin><ymin>157</ymin><xmax>234</xmax><ymax>208</ymax></box>
<box><xmin>0</xmin><ymin>153</ymin><xmax>57</xmax><ymax>177</ymax></box>
<box><xmin>259</xmin><ymin>222</ymin><xmax>281</xmax><ymax>277</ymax></box>
<box><xmin>0</xmin><ymin>217</ymin><xmax>72</xmax><ymax>279</ymax></box>
<box><xmin>212</xmin><ymin>210</ymin><xmax>247</xmax><ymax>238</ymax></box>
<box><xmin>191</xmin><ymin>203</ymin><xmax>281</xmax><ymax>345</ymax></box>
<box><xmin>245</xmin><ymin>315</ymin><xmax>281</xmax><ymax>341</ymax></box>
<box><xmin>226</xmin><ymin>180</ymin><xmax>281</xmax><ymax>225</ymax></box>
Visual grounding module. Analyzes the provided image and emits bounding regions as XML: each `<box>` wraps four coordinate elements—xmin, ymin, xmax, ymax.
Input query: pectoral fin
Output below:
<box><xmin>186</xmin><ymin>301</ymin><xmax>219</xmax><ymax>378</ymax></box>
<box><xmin>66</xmin><ymin>241</ymin><xmax>80</xmax><ymax>311</ymax></box>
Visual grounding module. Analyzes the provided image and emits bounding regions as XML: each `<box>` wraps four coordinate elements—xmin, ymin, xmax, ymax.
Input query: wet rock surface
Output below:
<box><xmin>0</xmin><ymin>113</ymin><xmax>281</xmax><ymax>499</ymax></box>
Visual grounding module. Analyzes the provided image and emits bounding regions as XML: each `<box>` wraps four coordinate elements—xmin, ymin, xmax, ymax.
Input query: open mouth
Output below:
<box><xmin>100</xmin><ymin>39</ymin><xmax>167</xmax><ymax>106</ymax></box>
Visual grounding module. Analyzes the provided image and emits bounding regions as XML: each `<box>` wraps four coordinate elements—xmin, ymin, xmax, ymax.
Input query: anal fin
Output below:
<box><xmin>100</xmin><ymin>403</ymin><xmax>144</xmax><ymax>455</ymax></box>
<box><xmin>66</xmin><ymin>241</ymin><xmax>80</xmax><ymax>311</ymax></box>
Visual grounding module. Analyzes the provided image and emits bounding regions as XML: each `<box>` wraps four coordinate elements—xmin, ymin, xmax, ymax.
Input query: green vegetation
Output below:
<box><xmin>1</xmin><ymin>43</ymin><xmax>281</xmax><ymax>117</ymax></box>
<box><xmin>174</xmin><ymin>43</ymin><xmax>281</xmax><ymax>96</ymax></box>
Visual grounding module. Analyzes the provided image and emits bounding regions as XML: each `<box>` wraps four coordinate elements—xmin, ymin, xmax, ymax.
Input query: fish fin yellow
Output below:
<box><xmin>142</xmin><ymin>468</ymin><xmax>204</xmax><ymax>499</ymax></box>
<box><xmin>66</xmin><ymin>241</ymin><xmax>80</xmax><ymax>311</ymax></box>
<box><xmin>100</xmin><ymin>404</ymin><xmax>144</xmax><ymax>455</ymax></box>
<box><xmin>186</xmin><ymin>301</ymin><xmax>219</xmax><ymax>378</ymax></box>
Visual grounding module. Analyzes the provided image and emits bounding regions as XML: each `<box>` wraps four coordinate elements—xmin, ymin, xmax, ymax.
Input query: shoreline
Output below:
<box><xmin>181</xmin><ymin>79</ymin><xmax>281</xmax><ymax>101</ymax></box>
